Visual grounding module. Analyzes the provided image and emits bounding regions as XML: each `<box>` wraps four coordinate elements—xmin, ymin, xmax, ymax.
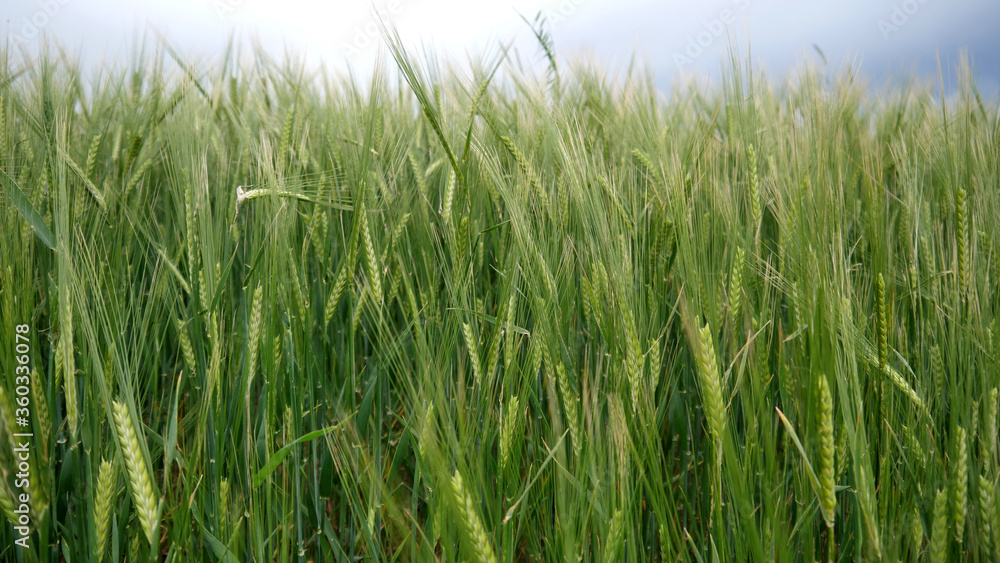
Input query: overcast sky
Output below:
<box><xmin>4</xmin><ymin>0</ymin><xmax>999</xmax><ymax>93</ymax></box>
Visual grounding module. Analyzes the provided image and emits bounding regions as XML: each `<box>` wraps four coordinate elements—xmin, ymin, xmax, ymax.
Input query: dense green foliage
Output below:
<box><xmin>0</xmin><ymin>35</ymin><xmax>998</xmax><ymax>561</ymax></box>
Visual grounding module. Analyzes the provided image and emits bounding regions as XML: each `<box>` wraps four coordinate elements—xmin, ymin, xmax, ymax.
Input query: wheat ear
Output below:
<box><xmin>979</xmin><ymin>474</ymin><xmax>996</xmax><ymax>557</ymax></box>
<box><xmin>953</xmin><ymin>425</ymin><xmax>968</xmax><ymax>544</ymax></box>
<box><xmin>462</xmin><ymin>322</ymin><xmax>483</xmax><ymax>385</ymax></box>
<box><xmin>604</xmin><ymin>508</ymin><xmax>625</xmax><ymax>563</ymax></box>
<box><xmin>94</xmin><ymin>458</ymin><xmax>119</xmax><ymax>561</ymax></box>
<box><xmin>747</xmin><ymin>144</ymin><xmax>761</xmax><ymax>230</ymax></box>
<box><xmin>930</xmin><ymin>488</ymin><xmax>950</xmax><ymax>563</ymax></box>
<box><xmin>694</xmin><ymin>318</ymin><xmax>726</xmax><ymax>448</ymax></box>
<box><xmin>956</xmin><ymin>186</ymin><xmax>968</xmax><ymax>293</ymax></box>
<box><xmin>498</xmin><ymin>395</ymin><xmax>524</xmax><ymax>473</ymax></box>
<box><xmin>451</xmin><ymin>471</ymin><xmax>498</xmax><ymax>563</ymax></box>
<box><xmin>816</xmin><ymin>375</ymin><xmax>836</xmax><ymax>528</ymax></box>
<box><xmin>112</xmin><ymin>400</ymin><xmax>159</xmax><ymax>544</ymax></box>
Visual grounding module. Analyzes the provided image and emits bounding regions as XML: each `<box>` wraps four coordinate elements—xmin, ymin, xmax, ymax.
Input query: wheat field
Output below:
<box><xmin>0</xmin><ymin>30</ymin><xmax>999</xmax><ymax>561</ymax></box>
